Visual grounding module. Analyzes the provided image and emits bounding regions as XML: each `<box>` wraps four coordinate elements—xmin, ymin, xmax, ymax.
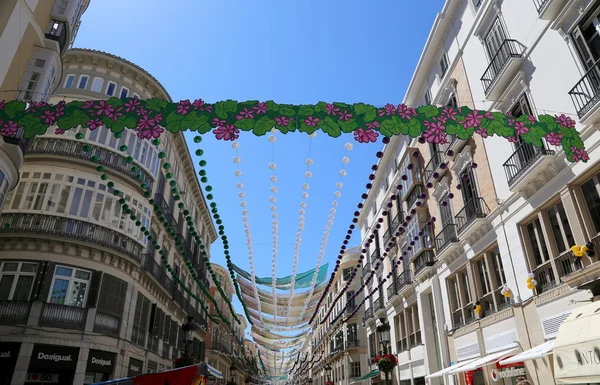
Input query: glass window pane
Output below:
<box><xmin>55</xmin><ymin>267</ymin><xmax>72</xmax><ymax>277</ymax></box>
<box><xmin>50</xmin><ymin>278</ymin><xmax>69</xmax><ymax>304</ymax></box>
<box><xmin>582</xmin><ymin>175</ymin><xmax>600</xmax><ymax>234</ymax></box>
<box><xmin>57</xmin><ymin>185</ymin><xmax>71</xmax><ymax>214</ymax></box>
<box><xmin>68</xmin><ymin>281</ymin><xmax>87</xmax><ymax>307</ymax></box>
<box><xmin>20</xmin><ymin>263</ymin><xmax>37</xmax><ymax>273</ymax></box>
<box><xmin>0</xmin><ymin>275</ymin><xmax>14</xmax><ymax>300</ymax></box>
<box><xmin>2</xmin><ymin>263</ymin><xmax>18</xmax><ymax>272</ymax></box>
<box><xmin>79</xmin><ymin>190</ymin><xmax>93</xmax><ymax>218</ymax></box>
<box><xmin>75</xmin><ymin>270</ymin><xmax>90</xmax><ymax>280</ymax></box>
<box><xmin>69</xmin><ymin>187</ymin><xmax>83</xmax><ymax>216</ymax></box>
<box><xmin>13</xmin><ymin>275</ymin><xmax>34</xmax><ymax>301</ymax></box>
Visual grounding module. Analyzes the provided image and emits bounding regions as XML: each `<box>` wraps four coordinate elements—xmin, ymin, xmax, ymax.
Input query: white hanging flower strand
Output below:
<box><xmin>298</xmin><ymin>139</ymin><xmax>353</xmax><ymax>321</ymax></box>
<box><xmin>284</xmin><ymin>135</ymin><xmax>314</xmax><ymax>325</ymax></box>
<box><xmin>269</xmin><ymin>129</ymin><xmax>279</xmax><ymax>321</ymax></box>
<box><xmin>232</xmin><ymin>140</ymin><xmax>263</xmax><ymax>323</ymax></box>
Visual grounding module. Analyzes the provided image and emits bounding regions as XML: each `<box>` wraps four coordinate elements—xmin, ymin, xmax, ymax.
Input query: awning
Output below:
<box><xmin>499</xmin><ymin>340</ymin><xmax>554</xmax><ymax>366</ymax></box>
<box><xmin>425</xmin><ymin>358</ymin><xmax>480</xmax><ymax>379</ymax></box>
<box><xmin>206</xmin><ymin>363</ymin><xmax>224</xmax><ymax>379</ymax></box>
<box><xmin>350</xmin><ymin>369</ymin><xmax>380</xmax><ymax>383</ymax></box>
<box><xmin>447</xmin><ymin>349</ymin><xmax>518</xmax><ymax>374</ymax></box>
<box><xmin>553</xmin><ymin>302</ymin><xmax>600</xmax><ymax>384</ymax></box>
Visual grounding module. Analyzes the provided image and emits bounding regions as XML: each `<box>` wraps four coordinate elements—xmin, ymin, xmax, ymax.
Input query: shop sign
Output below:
<box><xmin>0</xmin><ymin>342</ymin><xmax>20</xmax><ymax>365</ymax></box>
<box><xmin>25</xmin><ymin>373</ymin><xmax>59</xmax><ymax>383</ymax></box>
<box><xmin>86</xmin><ymin>349</ymin><xmax>116</xmax><ymax>373</ymax></box>
<box><xmin>30</xmin><ymin>344</ymin><xmax>79</xmax><ymax>370</ymax></box>
<box><xmin>490</xmin><ymin>367</ymin><xmax>526</xmax><ymax>382</ymax></box>
<box><xmin>127</xmin><ymin>358</ymin><xmax>143</xmax><ymax>377</ymax></box>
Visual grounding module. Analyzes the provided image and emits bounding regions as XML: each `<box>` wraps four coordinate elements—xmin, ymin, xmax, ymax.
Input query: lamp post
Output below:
<box><xmin>325</xmin><ymin>364</ymin><xmax>332</xmax><ymax>385</ymax></box>
<box><xmin>308</xmin><ymin>378</ymin><xmax>312</xmax><ymax>385</ymax></box>
<box><xmin>181</xmin><ymin>316</ymin><xmax>198</xmax><ymax>356</ymax></box>
<box><xmin>229</xmin><ymin>363</ymin><xmax>236</xmax><ymax>385</ymax></box>
<box><xmin>376</xmin><ymin>318</ymin><xmax>392</xmax><ymax>385</ymax></box>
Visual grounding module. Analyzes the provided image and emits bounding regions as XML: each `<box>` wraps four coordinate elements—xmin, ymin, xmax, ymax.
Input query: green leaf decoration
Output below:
<box><xmin>0</xmin><ymin>98</ymin><xmax>585</xmax><ymax>162</ymax></box>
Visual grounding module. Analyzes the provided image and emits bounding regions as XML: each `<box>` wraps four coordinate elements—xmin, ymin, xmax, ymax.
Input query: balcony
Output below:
<box><xmin>413</xmin><ymin>250</ymin><xmax>435</xmax><ymax>279</ymax></box>
<box><xmin>0</xmin><ymin>213</ymin><xmax>143</xmax><ymax>263</ymax></box>
<box><xmin>143</xmin><ymin>254</ymin><xmax>174</xmax><ymax>293</ymax></box>
<box><xmin>396</xmin><ymin>270</ymin><xmax>412</xmax><ymax>293</ymax></box>
<box><xmin>45</xmin><ymin>20</ymin><xmax>68</xmax><ymax>54</ymax></box>
<box><xmin>397</xmin><ymin>338</ymin><xmax>409</xmax><ymax>353</ymax></box>
<box><xmin>93</xmin><ymin>312</ymin><xmax>120</xmax><ymax>337</ymax></box>
<box><xmin>0</xmin><ymin>300</ymin><xmax>31</xmax><ymax>325</ymax></box>
<box><xmin>386</xmin><ymin>281</ymin><xmax>397</xmax><ymax>301</ymax></box>
<box><xmin>364</xmin><ymin>307</ymin><xmax>374</xmax><ymax>322</ymax></box>
<box><xmin>503</xmin><ymin>142</ymin><xmax>556</xmax><ymax>191</ymax></box>
<box><xmin>373</xmin><ymin>297</ymin><xmax>384</xmax><ymax>314</ymax></box>
<box><xmin>569</xmin><ymin>59</ymin><xmax>600</xmax><ymax>123</ymax></box>
<box><xmin>2</xmin><ymin>125</ymin><xmax>29</xmax><ymax>153</ymax></box>
<box><xmin>370</xmin><ymin>247</ymin><xmax>381</xmax><ymax>265</ymax></box>
<box><xmin>346</xmin><ymin>340</ymin><xmax>360</xmax><ymax>349</ymax></box>
<box><xmin>406</xmin><ymin>184</ymin><xmax>425</xmax><ymax>212</ymax></box>
<box><xmin>434</xmin><ymin>223</ymin><xmax>461</xmax><ymax>261</ymax></box>
<box><xmin>481</xmin><ymin>39</ymin><xmax>525</xmax><ymax>99</ymax></box>
<box><xmin>533</xmin><ymin>0</ymin><xmax>566</xmax><ymax>19</ymax></box>
<box><xmin>27</xmin><ymin>138</ymin><xmax>154</xmax><ymax>191</ymax></box>
<box><xmin>455</xmin><ymin>198</ymin><xmax>490</xmax><ymax>242</ymax></box>
<box><xmin>40</xmin><ymin>303</ymin><xmax>86</xmax><ymax>330</ymax></box>
<box><xmin>424</xmin><ymin>150</ymin><xmax>447</xmax><ymax>183</ymax></box>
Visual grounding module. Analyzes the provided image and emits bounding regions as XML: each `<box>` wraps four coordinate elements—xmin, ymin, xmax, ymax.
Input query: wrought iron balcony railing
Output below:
<box><xmin>532</xmin><ymin>0</ymin><xmax>551</xmax><ymax>13</ymax></box>
<box><xmin>396</xmin><ymin>270</ymin><xmax>412</xmax><ymax>291</ymax></box>
<box><xmin>93</xmin><ymin>311</ymin><xmax>120</xmax><ymax>337</ymax></box>
<box><xmin>413</xmin><ymin>250</ymin><xmax>435</xmax><ymax>276</ymax></box>
<box><xmin>503</xmin><ymin>142</ymin><xmax>555</xmax><ymax>186</ymax></box>
<box><xmin>143</xmin><ymin>253</ymin><xmax>174</xmax><ymax>293</ymax></box>
<box><xmin>481</xmin><ymin>39</ymin><xmax>525</xmax><ymax>94</ymax></box>
<box><xmin>569</xmin><ymin>59</ymin><xmax>600</xmax><ymax>118</ymax></box>
<box><xmin>0</xmin><ymin>300</ymin><xmax>31</xmax><ymax>325</ymax></box>
<box><xmin>27</xmin><ymin>138</ymin><xmax>154</xmax><ymax>191</ymax></box>
<box><xmin>39</xmin><ymin>303</ymin><xmax>86</xmax><ymax>330</ymax></box>
<box><xmin>434</xmin><ymin>223</ymin><xmax>459</xmax><ymax>253</ymax></box>
<box><xmin>455</xmin><ymin>197</ymin><xmax>490</xmax><ymax>234</ymax></box>
<box><xmin>0</xmin><ymin>213</ymin><xmax>143</xmax><ymax>263</ymax></box>
<box><xmin>45</xmin><ymin>20</ymin><xmax>68</xmax><ymax>54</ymax></box>
<box><xmin>424</xmin><ymin>150</ymin><xmax>446</xmax><ymax>182</ymax></box>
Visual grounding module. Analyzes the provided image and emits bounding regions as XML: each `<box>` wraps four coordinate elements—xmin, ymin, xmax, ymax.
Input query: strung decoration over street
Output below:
<box><xmin>0</xmin><ymin>98</ymin><xmax>588</xmax><ymax>161</ymax></box>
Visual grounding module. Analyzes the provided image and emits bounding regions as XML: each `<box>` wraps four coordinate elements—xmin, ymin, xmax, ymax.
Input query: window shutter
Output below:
<box><xmin>199</xmin><ymin>341</ymin><xmax>206</xmax><ymax>361</ymax></box>
<box><xmin>157</xmin><ymin>309</ymin><xmax>165</xmax><ymax>337</ymax></box>
<box><xmin>30</xmin><ymin>261</ymin><xmax>49</xmax><ymax>301</ymax></box>
<box><xmin>163</xmin><ymin>314</ymin><xmax>170</xmax><ymax>343</ymax></box>
<box><xmin>86</xmin><ymin>271</ymin><xmax>103</xmax><ymax>308</ymax></box>
<box><xmin>37</xmin><ymin>261</ymin><xmax>56</xmax><ymax>302</ymax></box>
<box><xmin>149</xmin><ymin>304</ymin><xmax>158</xmax><ymax>335</ymax></box>
<box><xmin>170</xmin><ymin>319</ymin><xmax>178</xmax><ymax>346</ymax></box>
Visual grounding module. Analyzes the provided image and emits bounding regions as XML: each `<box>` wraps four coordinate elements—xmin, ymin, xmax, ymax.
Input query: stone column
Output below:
<box><xmin>10</xmin><ymin>341</ymin><xmax>33</xmax><ymax>385</ymax></box>
<box><xmin>73</xmin><ymin>346</ymin><xmax>89</xmax><ymax>385</ymax></box>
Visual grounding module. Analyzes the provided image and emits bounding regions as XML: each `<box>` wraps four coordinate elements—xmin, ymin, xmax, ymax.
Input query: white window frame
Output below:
<box><xmin>47</xmin><ymin>265</ymin><xmax>92</xmax><ymax>307</ymax></box>
<box><xmin>120</xmin><ymin>86</ymin><xmax>129</xmax><ymax>99</ymax></box>
<box><xmin>133</xmin><ymin>92</ymin><xmax>141</xmax><ymax>99</ymax></box>
<box><xmin>90</xmin><ymin>76</ymin><xmax>104</xmax><ymax>92</ymax></box>
<box><xmin>0</xmin><ymin>261</ymin><xmax>38</xmax><ymax>301</ymax></box>
<box><xmin>106</xmin><ymin>81</ymin><xmax>117</xmax><ymax>96</ymax></box>
<box><xmin>64</xmin><ymin>74</ymin><xmax>75</xmax><ymax>88</ymax></box>
<box><xmin>440</xmin><ymin>53</ymin><xmax>449</xmax><ymax>77</ymax></box>
<box><xmin>77</xmin><ymin>74</ymin><xmax>89</xmax><ymax>89</ymax></box>
<box><xmin>424</xmin><ymin>90</ymin><xmax>432</xmax><ymax>106</ymax></box>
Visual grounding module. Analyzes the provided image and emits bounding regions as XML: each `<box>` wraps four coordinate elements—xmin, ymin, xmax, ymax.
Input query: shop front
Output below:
<box><xmin>553</xmin><ymin>302</ymin><xmax>600</xmax><ymax>384</ymax></box>
<box><xmin>85</xmin><ymin>349</ymin><xmax>116</xmax><ymax>384</ymax></box>
<box><xmin>127</xmin><ymin>358</ymin><xmax>143</xmax><ymax>378</ymax></box>
<box><xmin>26</xmin><ymin>344</ymin><xmax>79</xmax><ymax>385</ymax></box>
<box><xmin>0</xmin><ymin>342</ymin><xmax>20</xmax><ymax>385</ymax></box>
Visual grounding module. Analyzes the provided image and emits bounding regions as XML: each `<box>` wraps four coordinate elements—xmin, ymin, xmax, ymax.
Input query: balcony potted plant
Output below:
<box><xmin>374</xmin><ymin>353</ymin><xmax>398</xmax><ymax>373</ymax></box>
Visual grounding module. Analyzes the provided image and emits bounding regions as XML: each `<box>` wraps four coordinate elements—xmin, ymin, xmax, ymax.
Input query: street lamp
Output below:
<box><xmin>229</xmin><ymin>363</ymin><xmax>236</xmax><ymax>385</ymax></box>
<box><xmin>376</xmin><ymin>319</ymin><xmax>392</xmax><ymax>385</ymax></box>
<box><xmin>181</xmin><ymin>316</ymin><xmax>198</xmax><ymax>356</ymax></box>
<box><xmin>325</xmin><ymin>364</ymin><xmax>332</xmax><ymax>384</ymax></box>
<box><xmin>308</xmin><ymin>378</ymin><xmax>312</xmax><ymax>385</ymax></box>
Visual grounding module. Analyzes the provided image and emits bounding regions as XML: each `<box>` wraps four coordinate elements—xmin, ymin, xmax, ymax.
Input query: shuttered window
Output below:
<box><xmin>132</xmin><ymin>293</ymin><xmax>151</xmax><ymax>347</ymax></box>
<box><xmin>97</xmin><ymin>274</ymin><xmax>127</xmax><ymax>317</ymax></box>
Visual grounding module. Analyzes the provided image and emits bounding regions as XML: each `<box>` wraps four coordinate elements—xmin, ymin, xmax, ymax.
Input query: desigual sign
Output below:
<box><xmin>37</xmin><ymin>352</ymin><xmax>73</xmax><ymax>362</ymax></box>
<box><xmin>30</xmin><ymin>345</ymin><xmax>79</xmax><ymax>370</ymax></box>
<box><xmin>490</xmin><ymin>367</ymin><xmax>526</xmax><ymax>382</ymax></box>
<box><xmin>86</xmin><ymin>350</ymin><xmax>116</xmax><ymax>373</ymax></box>
<box><xmin>91</xmin><ymin>357</ymin><xmax>112</xmax><ymax>367</ymax></box>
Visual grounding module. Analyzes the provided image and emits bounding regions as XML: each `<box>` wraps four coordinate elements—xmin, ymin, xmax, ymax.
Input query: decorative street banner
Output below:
<box><xmin>232</xmin><ymin>263</ymin><xmax>329</xmax><ymax>289</ymax></box>
<box><xmin>0</xmin><ymin>99</ymin><xmax>588</xmax><ymax>162</ymax></box>
<box><xmin>238</xmin><ymin>276</ymin><xmax>326</xmax><ymax>304</ymax></box>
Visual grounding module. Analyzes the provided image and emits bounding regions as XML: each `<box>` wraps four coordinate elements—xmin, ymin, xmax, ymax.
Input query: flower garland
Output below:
<box><xmin>268</xmin><ymin>130</ymin><xmax>280</xmax><ymax>321</ymax></box>
<box><xmin>0</xmin><ymin>99</ymin><xmax>586</xmax><ymax>162</ymax></box>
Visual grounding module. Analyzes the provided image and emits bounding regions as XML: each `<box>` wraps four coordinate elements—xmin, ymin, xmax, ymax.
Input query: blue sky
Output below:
<box><xmin>74</xmin><ymin>0</ymin><xmax>445</xmax><ymax>330</ymax></box>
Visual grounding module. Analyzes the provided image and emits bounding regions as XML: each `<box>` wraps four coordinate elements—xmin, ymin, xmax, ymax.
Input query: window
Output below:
<box><xmin>440</xmin><ymin>53</ymin><xmax>449</xmax><ymax>77</ymax></box>
<box><xmin>343</xmin><ymin>268</ymin><xmax>352</xmax><ymax>281</ymax></box>
<box><xmin>133</xmin><ymin>292</ymin><xmax>151</xmax><ymax>347</ymax></box>
<box><xmin>582</xmin><ymin>172</ymin><xmax>600</xmax><ymax>234</ymax></box>
<box><xmin>0</xmin><ymin>261</ymin><xmax>38</xmax><ymax>301</ymax></box>
<box><xmin>547</xmin><ymin>202</ymin><xmax>575</xmax><ymax>253</ymax></box>
<box><xmin>447</xmin><ymin>94</ymin><xmax>458</xmax><ymax>108</ymax></box>
<box><xmin>97</xmin><ymin>274</ymin><xmax>127</xmax><ymax>317</ymax></box>
<box><xmin>64</xmin><ymin>74</ymin><xmax>75</xmax><ymax>88</ymax></box>
<box><xmin>48</xmin><ymin>265</ymin><xmax>92</xmax><ymax>307</ymax></box>
<box><xmin>77</xmin><ymin>75</ymin><xmax>88</xmax><ymax>89</ymax></box>
<box><xmin>350</xmin><ymin>362</ymin><xmax>361</xmax><ymax>378</ymax></box>
<box><xmin>473</xmin><ymin>247</ymin><xmax>508</xmax><ymax>316</ymax></box>
<box><xmin>106</xmin><ymin>82</ymin><xmax>117</xmax><ymax>96</ymax></box>
<box><xmin>485</xmin><ymin>18</ymin><xmax>507</xmax><ymax>58</ymax></box>
<box><xmin>424</xmin><ymin>90</ymin><xmax>431</xmax><ymax>106</ymax></box>
<box><xmin>120</xmin><ymin>87</ymin><xmax>129</xmax><ymax>99</ymax></box>
<box><xmin>23</xmin><ymin>71</ymin><xmax>42</xmax><ymax>101</ymax></box>
<box><xmin>447</xmin><ymin>270</ymin><xmax>474</xmax><ymax>328</ymax></box>
<box><xmin>133</xmin><ymin>93</ymin><xmax>140</xmax><ymax>99</ymax></box>
<box><xmin>91</xmin><ymin>77</ymin><xmax>104</xmax><ymax>92</ymax></box>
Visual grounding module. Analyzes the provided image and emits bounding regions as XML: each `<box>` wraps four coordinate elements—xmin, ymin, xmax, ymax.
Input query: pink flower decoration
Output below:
<box><xmin>124</xmin><ymin>98</ymin><xmax>141</xmax><ymax>112</ymax></box>
<box><xmin>508</xmin><ymin>118</ymin><xmax>515</xmax><ymax>126</ymax></box>
<box><xmin>442</xmin><ymin>106</ymin><xmax>457</xmax><ymax>121</ymax></box>
<box><xmin>86</xmin><ymin>118</ymin><xmax>103</xmax><ymax>130</ymax></box>
<box><xmin>546</xmin><ymin>132</ymin><xmax>563</xmax><ymax>146</ymax></box>
<box><xmin>55</xmin><ymin>128</ymin><xmax>65</xmax><ymax>135</ymax></box>
<box><xmin>213</xmin><ymin>124</ymin><xmax>239</xmax><ymax>141</ymax></box>
<box><xmin>41</xmin><ymin>110</ymin><xmax>57</xmax><ymax>125</ymax></box>
<box><xmin>378</xmin><ymin>109</ymin><xmax>385</xmax><ymax>117</ymax></box>
<box><xmin>384</xmin><ymin>104</ymin><xmax>397</xmax><ymax>116</ymax></box>
<box><xmin>137</xmin><ymin>125</ymin><xmax>164</xmax><ymax>139</ymax></box>
<box><xmin>109</xmin><ymin>106</ymin><xmax>124</xmax><ymax>122</ymax></box>
<box><xmin>514</xmin><ymin>121</ymin><xmax>529</xmax><ymax>136</ymax></box>
<box><xmin>353</xmin><ymin>128</ymin><xmax>379</xmax><ymax>143</ymax></box>
<box><xmin>528</xmin><ymin>115</ymin><xmax>537</xmax><ymax>125</ymax></box>
<box><xmin>192</xmin><ymin>99</ymin><xmax>206</xmax><ymax>110</ymax></box>
<box><xmin>463</xmin><ymin>110</ymin><xmax>483</xmax><ymax>128</ymax></box>
<box><xmin>555</xmin><ymin>114</ymin><xmax>576</xmax><ymax>128</ymax></box>
<box><xmin>423</xmin><ymin>121</ymin><xmax>447</xmax><ymax>144</ymax></box>
<box><xmin>136</xmin><ymin>115</ymin><xmax>155</xmax><ymax>130</ymax></box>
<box><xmin>55</xmin><ymin>102</ymin><xmax>66</xmax><ymax>117</ymax></box>
<box><xmin>339</xmin><ymin>110</ymin><xmax>353</xmax><ymax>121</ymax></box>
<box><xmin>0</xmin><ymin>121</ymin><xmax>18</xmax><ymax>137</ymax></box>
<box><xmin>236</xmin><ymin>108</ymin><xmax>254</xmax><ymax>120</ymax></box>
<box><xmin>94</xmin><ymin>100</ymin><xmax>115</xmax><ymax>117</ymax></box>
<box><xmin>0</xmin><ymin>100</ymin><xmax>5</xmax><ymax>110</ymax></box>
<box><xmin>398</xmin><ymin>104</ymin><xmax>417</xmax><ymax>120</ymax></box>
<box><xmin>153</xmin><ymin>113</ymin><xmax>163</xmax><ymax>123</ymax></box>
<box><xmin>325</xmin><ymin>104</ymin><xmax>340</xmax><ymax>116</ymax></box>
<box><xmin>475</xmin><ymin>128</ymin><xmax>488</xmax><ymax>138</ymax></box>
<box><xmin>437</xmin><ymin>115</ymin><xmax>448</xmax><ymax>124</ymax></box>
<box><xmin>572</xmin><ymin>147</ymin><xmax>590</xmax><ymax>162</ymax></box>
<box><xmin>135</xmin><ymin>108</ymin><xmax>149</xmax><ymax>117</ymax></box>
<box><xmin>305</xmin><ymin>116</ymin><xmax>320</xmax><ymax>127</ymax></box>
<box><xmin>176</xmin><ymin>100</ymin><xmax>191</xmax><ymax>115</ymax></box>
<box><xmin>82</xmin><ymin>100</ymin><xmax>95</xmax><ymax>110</ymax></box>
<box><xmin>252</xmin><ymin>102</ymin><xmax>268</xmax><ymax>115</ymax></box>
<box><xmin>212</xmin><ymin>118</ymin><xmax>226</xmax><ymax>127</ymax></box>
<box><xmin>25</xmin><ymin>101</ymin><xmax>47</xmax><ymax>113</ymax></box>
<box><xmin>366</xmin><ymin>121</ymin><xmax>380</xmax><ymax>129</ymax></box>
<box><xmin>507</xmin><ymin>136</ymin><xmax>518</xmax><ymax>143</ymax></box>
<box><xmin>483</xmin><ymin>111</ymin><xmax>494</xmax><ymax>119</ymax></box>
<box><xmin>274</xmin><ymin>116</ymin><xmax>292</xmax><ymax>126</ymax></box>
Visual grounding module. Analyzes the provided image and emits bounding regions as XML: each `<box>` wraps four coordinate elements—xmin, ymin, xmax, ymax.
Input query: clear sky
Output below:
<box><xmin>74</xmin><ymin>0</ymin><xmax>446</xmax><ymax>334</ymax></box>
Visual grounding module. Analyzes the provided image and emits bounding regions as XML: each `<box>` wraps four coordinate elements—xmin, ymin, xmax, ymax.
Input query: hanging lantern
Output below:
<box><xmin>501</xmin><ymin>286</ymin><xmax>512</xmax><ymax>298</ymax></box>
<box><xmin>572</xmin><ymin>245</ymin><xmax>585</xmax><ymax>257</ymax></box>
<box><xmin>526</xmin><ymin>273</ymin><xmax>537</xmax><ymax>290</ymax></box>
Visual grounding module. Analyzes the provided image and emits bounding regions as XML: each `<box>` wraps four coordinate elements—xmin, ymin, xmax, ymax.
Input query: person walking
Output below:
<box><xmin>516</xmin><ymin>376</ymin><xmax>532</xmax><ymax>385</ymax></box>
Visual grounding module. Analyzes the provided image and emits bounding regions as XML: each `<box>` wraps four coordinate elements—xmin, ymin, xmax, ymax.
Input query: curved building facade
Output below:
<box><xmin>0</xmin><ymin>48</ymin><xmax>216</xmax><ymax>385</ymax></box>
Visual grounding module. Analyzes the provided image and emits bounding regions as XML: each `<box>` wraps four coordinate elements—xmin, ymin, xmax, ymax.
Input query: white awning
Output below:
<box><xmin>425</xmin><ymin>358</ymin><xmax>479</xmax><ymax>379</ymax></box>
<box><xmin>447</xmin><ymin>349</ymin><xmax>518</xmax><ymax>374</ymax></box>
<box><xmin>499</xmin><ymin>340</ymin><xmax>554</xmax><ymax>366</ymax></box>
<box><xmin>206</xmin><ymin>363</ymin><xmax>223</xmax><ymax>379</ymax></box>
<box><xmin>554</xmin><ymin>302</ymin><xmax>600</xmax><ymax>384</ymax></box>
